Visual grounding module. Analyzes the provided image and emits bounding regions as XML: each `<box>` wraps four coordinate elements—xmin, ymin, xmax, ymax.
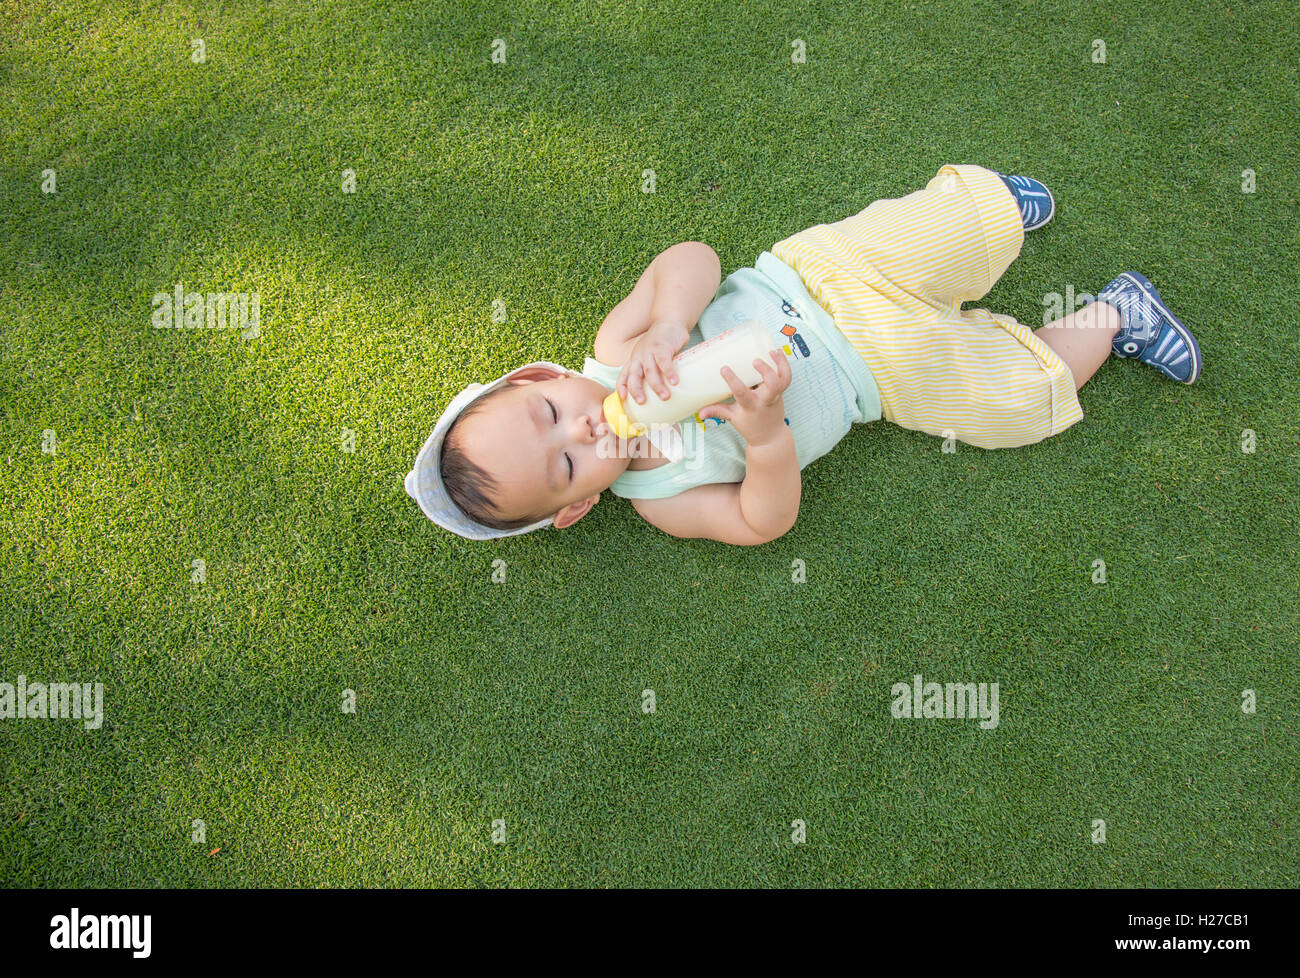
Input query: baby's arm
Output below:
<box><xmin>631</xmin><ymin>352</ymin><xmax>801</xmax><ymax>546</ymax></box>
<box><xmin>592</xmin><ymin>241</ymin><xmax>720</xmax><ymax>377</ymax></box>
<box><xmin>631</xmin><ymin>433</ymin><xmax>801</xmax><ymax>545</ymax></box>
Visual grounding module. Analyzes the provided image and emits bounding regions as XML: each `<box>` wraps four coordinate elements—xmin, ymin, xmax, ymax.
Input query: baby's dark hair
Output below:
<box><xmin>440</xmin><ymin>387</ymin><xmax>549</xmax><ymax>531</ymax></box>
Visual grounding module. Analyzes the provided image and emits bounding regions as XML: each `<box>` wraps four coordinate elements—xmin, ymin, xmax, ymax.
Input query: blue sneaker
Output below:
<box><xmin>997</xmin><ymin>173</ymin><xmax>1055</xmax><ymax>231</ymax></box>
<box><xmin>1092</xmin><ymin>272</ymin><xmax>1203</xmax><ymax>384</ymax></box>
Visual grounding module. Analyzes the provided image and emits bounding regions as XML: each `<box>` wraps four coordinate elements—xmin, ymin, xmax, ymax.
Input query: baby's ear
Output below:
<box><xmin>506</xmin><ymin>365</ymin><xmax>566</xmax><ymax>386</ymax></box>
<box><xmin>553</xmin><ymin>493</ymin><xmax>599</xmax><ymax>529</ymax></box>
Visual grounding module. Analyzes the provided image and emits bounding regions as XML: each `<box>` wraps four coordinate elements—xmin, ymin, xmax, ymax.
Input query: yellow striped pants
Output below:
<box><xmin>771</xmin><ymin>163</ymin><xmax>1084</xmax><ymax>449</ymax></box>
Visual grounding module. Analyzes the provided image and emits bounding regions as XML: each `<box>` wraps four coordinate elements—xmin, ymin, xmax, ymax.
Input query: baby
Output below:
<box><xmin>407</xmin><ymin>164</ymin><xmax>1202</xmax><ymax>545</ymax></box>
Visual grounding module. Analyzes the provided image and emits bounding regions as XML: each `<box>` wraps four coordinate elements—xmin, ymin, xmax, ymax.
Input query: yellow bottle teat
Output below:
<box><xmin>602</xmin><ymin>391</ymin><xmax>646</xmax><ymax>440</ymax></box>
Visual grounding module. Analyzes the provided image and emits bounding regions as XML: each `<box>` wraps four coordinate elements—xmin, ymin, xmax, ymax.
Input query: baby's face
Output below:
<box><xmin>455</xmin><ymin>370</ymin><xmax>633</xmax><ymax>526</ymax></box>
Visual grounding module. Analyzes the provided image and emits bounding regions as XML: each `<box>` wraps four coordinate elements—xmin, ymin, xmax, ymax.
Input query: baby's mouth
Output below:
<box><xmin>595</xmin><ymin>406</ymin><xmax>630</xmax><ymax>463</ymax></box>
<box><xmin>596</xmin><ymin>402</ymin><xmax>618</xmax><ymax>440</ymax></box>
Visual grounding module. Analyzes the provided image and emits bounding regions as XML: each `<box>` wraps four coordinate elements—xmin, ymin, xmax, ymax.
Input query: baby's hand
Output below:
<box><xmin>618</xmin><ymin>320</ymin><xmax>690</xmax><ymax>404</ymax></box>
<box><xmin>697</xmin><ymin>349</ymin><xmax>792</xmax><ymax>448</ymax></box>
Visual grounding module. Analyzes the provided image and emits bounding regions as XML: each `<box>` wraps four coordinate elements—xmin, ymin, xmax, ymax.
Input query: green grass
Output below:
<box><xmin>2</xmin><ymin>0</ymin><xmax>1298</xmax><ymax>887</ymax></box>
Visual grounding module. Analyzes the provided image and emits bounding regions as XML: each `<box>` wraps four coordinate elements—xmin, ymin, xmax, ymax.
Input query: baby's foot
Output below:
<box><xmin>1093</xmin><ymin>272</ymin><xmax>1203</xmax><ymax>384</ymax></box>
<box><xmin>996</xmin><ymin>173</ymin><xmax>1055</xmax><ymax>231</ymax></box>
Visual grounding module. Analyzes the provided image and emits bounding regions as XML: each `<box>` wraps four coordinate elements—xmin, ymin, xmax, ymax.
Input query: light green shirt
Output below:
<box><xmin>580</xmin><ymin>251</ymin><xmax>881</xmax><ymax>499</ymax></box>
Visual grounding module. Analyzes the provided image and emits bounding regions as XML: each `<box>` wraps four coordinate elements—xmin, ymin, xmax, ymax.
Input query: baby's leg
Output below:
<box><xmin>1034</xmin><ymin>301</ymin><xmax>1120</xmax><ymax>391</ymax></box>
<box><xmin>772</xmin><ymin>164</ymin><xmax>1023</xmax><ymax>314</ymax></box>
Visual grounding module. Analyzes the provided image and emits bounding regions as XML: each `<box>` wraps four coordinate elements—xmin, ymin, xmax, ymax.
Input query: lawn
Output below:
<box><xmin>1</xmin><ymin>0</ymin><xmax>1297</xmax><ymax>887</ymax></box>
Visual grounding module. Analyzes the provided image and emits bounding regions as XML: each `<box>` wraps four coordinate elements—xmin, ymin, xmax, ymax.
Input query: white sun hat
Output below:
<box><xmin>405</xmin><ymin>360</ymin><xmax>573</xmax><ymax>540</ymax></box>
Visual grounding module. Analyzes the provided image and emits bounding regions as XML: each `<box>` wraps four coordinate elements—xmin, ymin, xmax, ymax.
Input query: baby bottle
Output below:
<box><xmin>601</xmin><ymin>318</ymin><xmax>778</xmax><ymax>439</ymax></box>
